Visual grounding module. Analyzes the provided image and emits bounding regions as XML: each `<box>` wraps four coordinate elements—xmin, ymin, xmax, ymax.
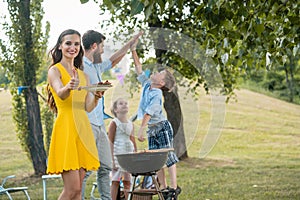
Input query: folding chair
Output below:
<box><xmin>0</xmin><ymin>175</ymin><xmax>30</xmax><ymax>200</ymax></box>
<box><xmin>42</xmin><ymin>174</ymin><xmax>61</xmax><ymax>200</ymax></box>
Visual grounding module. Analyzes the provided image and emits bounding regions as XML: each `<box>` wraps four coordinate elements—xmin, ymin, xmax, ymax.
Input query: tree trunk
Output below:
<box><xmin>284</xmin><ymin>64</ymin><xmax>293</xmax><ymax>102</ymax></box>
<box><xmin>154</xmin><ymin>46</ymin><xmax>188</xmax><ymax>160</ymax></box>
<box><xmin>149</xmin><ymin>15</ymin><xmax>188</xmax><ymax>160</ymax></box>
<box><xmin>163</xmin><ymin>88</ymin><xmax>188</xmax><ymax>159</ymax></box>
<box><xmin>25</xmin><ymin>88</ymin><xmax>47</xmax><ymax>175</ymax></box>
<box><xmin>22</xmin><ymin>0</ymin><xmax>47</xmax><ymax>175</ymax></box>
<box><xmin>289</xmin><ymin>63</ymin><xmax>295</xmax><ymax>103</ymax></box>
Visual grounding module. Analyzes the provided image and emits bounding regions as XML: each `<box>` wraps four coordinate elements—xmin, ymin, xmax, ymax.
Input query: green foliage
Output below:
<box><xmin>0</xmin><ymin>67</ymin><xmax>9</xmax><ymax>86</ymax></box>
<box><xmin>246</xmin><ymin>69</ymin><xmax>265</xmax><ymax>83</ymax></box>
<box><xmin>130</xmin><ymin>0</ymin><xmax>144</xmax><ymax>16</ymax></box>
<box><xmin>41</xmin><ymin>108</ymin><xmax>53</xmax><ymax>155</ymax></box>
<box><xmin>242</xmin><ymin>56</ymin><xmax>300</xmax><ymax>104</ymax></box>
<box><xmin>80</xmin><ymin>0</ymin><xmax>89</xmax><ymax>4</ymax></box>
<box><xmin>91</xmin><ymin>0</ymin><xmax>300</xmax><ymax>101</ymax></box>
<box><xmin>263</xmin><ymin>71</ymin><xmax>286</xmax><ymax>90</ymax></box>
<box><xmin>241</xmin><ymin>65</ymin><xmax>300</xmax><ymax>105</ymax></box>
<box><xmin>10</xmin><ymin>88</ymin><xmax>30</xmax><ymax>156</ymax></box>
<box><xmin>102</xmin><ymin>70</ymin><xmax>113</xmax><ymax>81</ymax></box>
<box><xmin>36</xmin><ymin>55</ymin><xmax>51</xmax><ymax>84</ymax></box>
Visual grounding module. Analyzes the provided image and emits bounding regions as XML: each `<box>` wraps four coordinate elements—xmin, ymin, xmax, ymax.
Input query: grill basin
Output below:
<box><xmin>116</xmin><ymin>151</ymin><xmax>168</xmax><ymax>174</ymax></box>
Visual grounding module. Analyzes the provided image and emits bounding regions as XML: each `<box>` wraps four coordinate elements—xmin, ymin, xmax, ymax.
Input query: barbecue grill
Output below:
<box><xmin>116</xmin><ymin>149</ymin><xmax>173</xmax><ymax>200</ymax></box>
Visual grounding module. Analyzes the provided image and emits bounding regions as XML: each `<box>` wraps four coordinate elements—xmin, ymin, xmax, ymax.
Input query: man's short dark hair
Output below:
<box><xmin>82</xmin><ymin>30</ymin><xmax>106</xmax><ymax>50</ymax></box>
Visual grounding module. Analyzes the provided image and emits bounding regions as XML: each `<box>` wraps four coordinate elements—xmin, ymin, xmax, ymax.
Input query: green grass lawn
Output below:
<box><xmin>0</xmin><ymin>82</ymin><xmax>300</xmax><ymax>200</ymax></box>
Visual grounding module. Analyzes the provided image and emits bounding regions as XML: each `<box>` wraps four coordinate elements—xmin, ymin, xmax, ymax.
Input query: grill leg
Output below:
<box><xmin>128</xmin><ymin>175</ymin><xmax>137</xmax><ymax>200</ymax></box>
<box><xmin>151</xmin><ymin>175</ymin><xmax>164</xmax><ymax>200</ymax></box>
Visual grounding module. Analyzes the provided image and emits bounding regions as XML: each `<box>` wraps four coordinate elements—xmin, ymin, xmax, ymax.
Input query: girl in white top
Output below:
<box><xmin>108</xmin><ymin>97</ymin><xmax>137</xmax><ymax>200</ymax></box>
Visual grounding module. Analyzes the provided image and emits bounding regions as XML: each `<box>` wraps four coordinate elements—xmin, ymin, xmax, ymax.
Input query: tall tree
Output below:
<box><xmin>0</xmin><ymin>0</ymin><xmax>50</xmax><ymax>175</ymax></box>
<box><xmin>82</xmin><ymin>0</ymin><xmax>299</xmax><ymax>157</ymax></box>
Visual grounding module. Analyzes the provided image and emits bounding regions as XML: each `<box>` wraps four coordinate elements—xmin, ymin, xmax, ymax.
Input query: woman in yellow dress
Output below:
<box><xmin>47</xmin><ymin>29</ymin><xmax>101</xmax><ymax>200</ymax></box>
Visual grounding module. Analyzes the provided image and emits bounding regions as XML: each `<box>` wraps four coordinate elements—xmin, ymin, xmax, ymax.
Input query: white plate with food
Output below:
<box><xmin>79</xmin><ymin>82</ymin><xmax>113</xmax><ymax>92</ymax></box>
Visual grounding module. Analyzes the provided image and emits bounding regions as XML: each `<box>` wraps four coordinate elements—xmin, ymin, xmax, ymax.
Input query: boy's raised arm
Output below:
<box><xmin>132</xmin><ymin>50</ymin><xmax>143</xmax><ymax>75</ymax></box>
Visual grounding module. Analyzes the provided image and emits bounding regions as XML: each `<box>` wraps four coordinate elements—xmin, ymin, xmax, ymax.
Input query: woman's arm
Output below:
<box><xmin>48</xmin><ymin>66</ymin><xmax>78</xmax><ymax>100</ymax></box>
<box><xmin>131</xmin><ymin>50</ymin><xmax>143</xmax><ymax>75</ymax></box>
<box><xmin>84</xmin><ymin>73</ymin><xmax>102</xmax><ymax>112</ymax></box>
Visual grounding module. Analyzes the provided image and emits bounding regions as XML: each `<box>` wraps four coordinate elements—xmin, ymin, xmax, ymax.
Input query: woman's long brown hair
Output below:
<box><xmin>47</xmin><ymin>29</ymin><xmax>84</xmax><ymax>114</ymax></box>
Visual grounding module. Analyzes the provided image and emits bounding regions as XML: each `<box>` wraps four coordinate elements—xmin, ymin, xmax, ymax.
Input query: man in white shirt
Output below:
<box><xmin>81</xmin><ymin>30</ymin><xmax>141</xmax><ymax>200</ymax></box>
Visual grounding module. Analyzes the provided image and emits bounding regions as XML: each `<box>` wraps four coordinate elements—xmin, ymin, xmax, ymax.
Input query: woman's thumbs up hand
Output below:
<box><xmin>68</xmin><ymin>68</ymin><xmax>80</xmax><ymax>90</ymax></box>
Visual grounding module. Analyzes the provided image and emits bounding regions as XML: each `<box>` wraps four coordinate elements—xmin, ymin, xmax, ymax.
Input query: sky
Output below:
<box><xmin>0</xmin><ymin>0</ymin><xmax>108</xmax><ymax>47</ymax></box>
<box><xmin>0</xmin><ymin>0</ymin><xmax>131</xmax><ymax>73</ymax></box>
<box><xmin>42</xmin><ymin>0</ymin><xmax>130</xmax><ymax>73</ymax></box>
<box><xmin>43</xmin><ymin>0</ymin><xmax>105</xmax><ymax>47</ymax></box>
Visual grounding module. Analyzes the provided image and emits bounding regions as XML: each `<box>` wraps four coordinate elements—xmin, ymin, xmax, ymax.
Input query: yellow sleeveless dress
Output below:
<box><xmin>47</xmin><ymin>63</ymin><xmax>100</xmax><ymax>174</ymax></box>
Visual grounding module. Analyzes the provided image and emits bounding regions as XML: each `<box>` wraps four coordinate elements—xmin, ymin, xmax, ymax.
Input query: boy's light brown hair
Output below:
<box><xmin>162</xmin><ymin>69</ymin><xmax>176</xmax><ymax>92</ymax></box>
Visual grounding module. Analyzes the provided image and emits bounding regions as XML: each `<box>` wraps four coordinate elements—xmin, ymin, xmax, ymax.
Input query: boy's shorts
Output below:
<box><xmin>147</xmin><ymin>120</ymin><xmax>179</xmax><ymax>167</ymax></box>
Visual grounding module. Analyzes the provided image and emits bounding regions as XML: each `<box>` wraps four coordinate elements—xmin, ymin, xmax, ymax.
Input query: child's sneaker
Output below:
<box><xmin>175</xmin><ymin>186</ymin><xmax>181</xmax><ymax>195</ymax></box>
<box><xmin>161</xmin><ymin>186</ymin><xmax>170</xmax><ymax>199</ymax></box>
<box><xmin>161</xmin><ymin>186</ymin><xmax>181</xmax><ymax>200</ymax></box>
<box><xmin>173</xmin><ymin>186</ymin><xmax>182</xmax><ymax>199</ymax></box>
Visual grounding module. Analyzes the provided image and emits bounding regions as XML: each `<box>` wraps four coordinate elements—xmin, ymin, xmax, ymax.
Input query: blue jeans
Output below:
<box><xmin>82</xmin><ymin>124</ymin><xmax>112</xmax><ymax>200</ymax></box>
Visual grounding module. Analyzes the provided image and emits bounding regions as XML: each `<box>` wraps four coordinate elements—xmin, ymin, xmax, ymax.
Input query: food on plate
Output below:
<box><xmin>78</xmin><ymin>80</ymin><xmax>112</xmax><ymax>91</ymax></box>
<box><xmin>97</xmin><ymin>80</ymin><xmax>112</xmax><ymax>86</ymax></box>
